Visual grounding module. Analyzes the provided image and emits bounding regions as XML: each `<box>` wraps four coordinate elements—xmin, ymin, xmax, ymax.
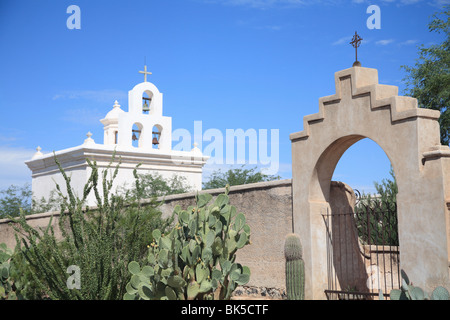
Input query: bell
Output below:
<box><xmin>152</xmin><ymin>137</ymin><xmax>159</xmax><ymax>145</ymax></box>
<box><xmin>142</xmin><ymin>101</ymin><xmax>150</xmax><ymax>112</ymax></box>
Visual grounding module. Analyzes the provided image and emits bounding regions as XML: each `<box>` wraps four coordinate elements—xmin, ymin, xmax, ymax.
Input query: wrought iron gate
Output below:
<box><xmin>323</xmin><ymin>196</ymin><xmax>400</xmax><ymax>300</ymax></box>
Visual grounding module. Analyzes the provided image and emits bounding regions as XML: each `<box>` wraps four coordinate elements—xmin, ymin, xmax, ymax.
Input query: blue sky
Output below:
<box><xmin>0</xmin><ymin>0</ymin><xmax>448</xmax><ymax>194</ymax></box>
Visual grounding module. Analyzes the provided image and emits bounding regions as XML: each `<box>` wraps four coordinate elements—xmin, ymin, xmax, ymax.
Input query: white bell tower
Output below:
<box><xmin>26</xmin><ymin>65</ymin><xmax>209</xmax><ymax>207</ymax></box>
<box><xmin>101</xmin><ymin>65</ymin><xmax>172</xmax><ymax>152</ymax></box>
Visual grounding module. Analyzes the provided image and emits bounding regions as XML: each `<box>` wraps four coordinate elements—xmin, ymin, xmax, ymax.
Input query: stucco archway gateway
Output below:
<box><xmin>290</xmin><ymin>66</ymin><xmax>450</xmax><ymax>300</ymax></box>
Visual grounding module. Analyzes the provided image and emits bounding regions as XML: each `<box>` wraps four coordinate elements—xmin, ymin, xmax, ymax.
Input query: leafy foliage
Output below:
<box><xmin>372</xmin><ymin>167</ymin><xmax>398</xmax><ymax>212</ymax></box>
<box><xmin>0</xmin><ymin>184</ymin><xmax>32</xmax><ymax>218</ymax></box>
<box><xmin>122</xmin><ymin>172</ymin><xmax>192</xmax><ymax>199</ymax></box>
<box><xmin>202</xmin><ymin>165</ymin><xmax>281</xmax><ymax>190</ymax></box>
<box><xmin>402</xmin><ymin>7</ymin><xmax>450</xmax><ymax>145</ymax></box>
<box><xmin>354</xmin><ymin>167</ymin><xmax>398</xmax><ymax>246</ymax></box>
<box><xmin>31</xmin><ymin>190</ymin><xmax>63</xmax><ymax>214</ymax></box>
<box><xmin>0</xmin><ymin>184</ymin><xmax>64</xmax><ymax>219</ymax></box>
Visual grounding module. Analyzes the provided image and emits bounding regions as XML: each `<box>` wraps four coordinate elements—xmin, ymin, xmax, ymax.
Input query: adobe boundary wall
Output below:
<box><xmin>0</xmin><ymin>179</ymin><xmax>294</xmax><ymax>298</ymax></box>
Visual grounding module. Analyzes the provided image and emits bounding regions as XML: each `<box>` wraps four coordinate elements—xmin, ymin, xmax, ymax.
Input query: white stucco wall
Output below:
<box><xmin>26</xmin><ymin>144</ymin><xmax>208</xmax><ymax>207</ymax></box>
<box><xmin>26</xmin><ymin>78</ymin><xmax>208</xmax><ymax>208</ymax></box>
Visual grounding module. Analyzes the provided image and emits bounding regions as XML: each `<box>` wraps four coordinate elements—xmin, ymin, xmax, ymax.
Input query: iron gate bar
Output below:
<box><xmin>322</xmin><ymin>203</ymin><xmax>400</xmax><ymax>300</ymax></box>
<box><xmin>324</xmin><ymin>289</ymin><xmax>390</xmax><ymax>300</ymax></box>
<box><xmin>355</xmin><ymin>200</ymin><xmax>400</xmax><ymax>298</ymax></box>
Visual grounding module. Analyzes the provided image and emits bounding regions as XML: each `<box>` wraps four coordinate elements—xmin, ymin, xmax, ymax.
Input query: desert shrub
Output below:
<box><xmin>9</xmin><ymin>155</ymin><xmax>171</xmax><ymax>299</ymax></box>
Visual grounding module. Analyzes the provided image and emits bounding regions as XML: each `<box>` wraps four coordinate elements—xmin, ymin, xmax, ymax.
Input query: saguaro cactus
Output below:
<box><xmin>284</xmin><ymin>233</ymin><xmax>305</xmax><ymax>300</ymax></box>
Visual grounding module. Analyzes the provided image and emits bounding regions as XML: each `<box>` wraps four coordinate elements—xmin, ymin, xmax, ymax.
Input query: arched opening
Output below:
<box><xmin>132</xmin><ymin>123</ymin><xmax>143</xmax><ymax>148</ymax></box>
<box><xmin>319</xmin><ymin>137</ymin><xmax>400</xmax><ymax>300</ymax></box>
<box><xmin>291</xmin><ymin>66</ymin><xmax>450</xmax><ymax>299</ymax></box>
<box><xmin>332</xmin><ymin>139</ymin><xmax>394</xmax><ymax>198</ymax></box>
<box><xmin>142</xmin><ymin>91</ymin><xmax>153</xmax><ymax>114</ymax></box>
<box><xmin>152</xmin><ymin>125</ymin><xmax>161</xmax><ymax>149</ymax></box>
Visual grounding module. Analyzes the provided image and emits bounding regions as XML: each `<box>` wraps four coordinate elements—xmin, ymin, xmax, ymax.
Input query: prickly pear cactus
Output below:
<box><xmin>284</xmin><ymin>233</ymin><xmax>305</xmax><ymax>300</ymax></box>
<box><xmin>0</xmin><ymin>243</ymin><xmax>16</xmax><ymax>300</ymax></box>
<box><xmin>390</xmin><ymin>270</ymin><xmax>450</xmax><ymax>300</ymax></box>
<box><xmin>430</xmin><ymin>285</ymin><xmax>450</xmax><ymax>300</ymax></box>
<box><xmin>124</xmin><ymin>187</ymin><xmax>251</xmax><ymax>300</ymax></box>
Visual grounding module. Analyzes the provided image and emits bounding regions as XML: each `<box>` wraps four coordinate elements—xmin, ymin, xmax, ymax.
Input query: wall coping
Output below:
<box><xmin>0</xmin><ymin>179</ymin><xmax>293</xmax><ymax>225</ymax></box>
<box><xmin>157</xmin><ymin>178</ymin><xmax>292</xmax><ymax>202</ymax></box>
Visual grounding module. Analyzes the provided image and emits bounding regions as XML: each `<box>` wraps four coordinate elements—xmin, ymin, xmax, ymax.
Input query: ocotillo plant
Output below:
<box><xmin>9</xmin><ymin>154</ymin><xmax>167</xmax><ymax>300</ymax></box>
<box><xmin>284</xmin><ymin>233</ymin><xmax>305</xmax><ymax>300</ymax></box>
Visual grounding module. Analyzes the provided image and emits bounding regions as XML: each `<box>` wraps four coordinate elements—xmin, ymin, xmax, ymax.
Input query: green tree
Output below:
<box><xmin>0</xmin><ymin>183</ymin><xmax>32</xmax><ymax>218</ymax></box>
<box><xmin>31</xmin><ymin>190</ymin><xmax>63</xmax><ymax>214</ymax></box>
<box><xmin>0</xmin><ymin>183</ymin><xmax>68</xmax><ymax>218</ymax></box>
<box><xmin>402</xmin><ymin>7</ymin><xmax>450</xmax><ymax>145</ymax></box>
<box><xmin>124</xmin><ymin>172</ymin><xmax>192</xmax><ymax>199</ymax></box>
<box><xmin>202</xmin><ymin>165</ymin><xmax>280</xmax><ymax>190</ymax></box>
<box><xmin>355</xmin><ymin>167</ymin><xmax>398</xmax><ymax>246</ymax></box>
<box><xmin>372</xmin><ymin>166</ymin><xmax>398</xmax><ymax>212</ymax></box>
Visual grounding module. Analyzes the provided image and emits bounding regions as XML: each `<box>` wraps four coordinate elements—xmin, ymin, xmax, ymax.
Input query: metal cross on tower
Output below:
<box><xmin>139</xmin><ymin>65</ymin><xmax>152</xmax><ymax>82</ymax></box>
<box><xmin>350</xmin><ymin>31</ymin><xmax>363</xmax><ymax>67</ymax></box>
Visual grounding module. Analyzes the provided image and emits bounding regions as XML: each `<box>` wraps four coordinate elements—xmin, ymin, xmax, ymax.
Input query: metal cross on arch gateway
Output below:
<box><xmin>350</xmin><ymin>31</ymin><xmax>363</xmax><ymax>67</ymax></box>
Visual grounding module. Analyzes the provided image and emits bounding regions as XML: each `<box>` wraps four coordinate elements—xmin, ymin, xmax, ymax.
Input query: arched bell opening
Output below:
<box><xmin>132</xmin><ymin>122</ymin><xmax>144</xmax><ymax>148</ymax></box>
<box><xmin>142</xmin><ymin>90</ymin><xmax>153</xmax><ymax>115</ymax></box>
<box><xmin>152</xmin><ymin>125</ymin><xmax>162</xmax><ymax>149</ymax></box>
